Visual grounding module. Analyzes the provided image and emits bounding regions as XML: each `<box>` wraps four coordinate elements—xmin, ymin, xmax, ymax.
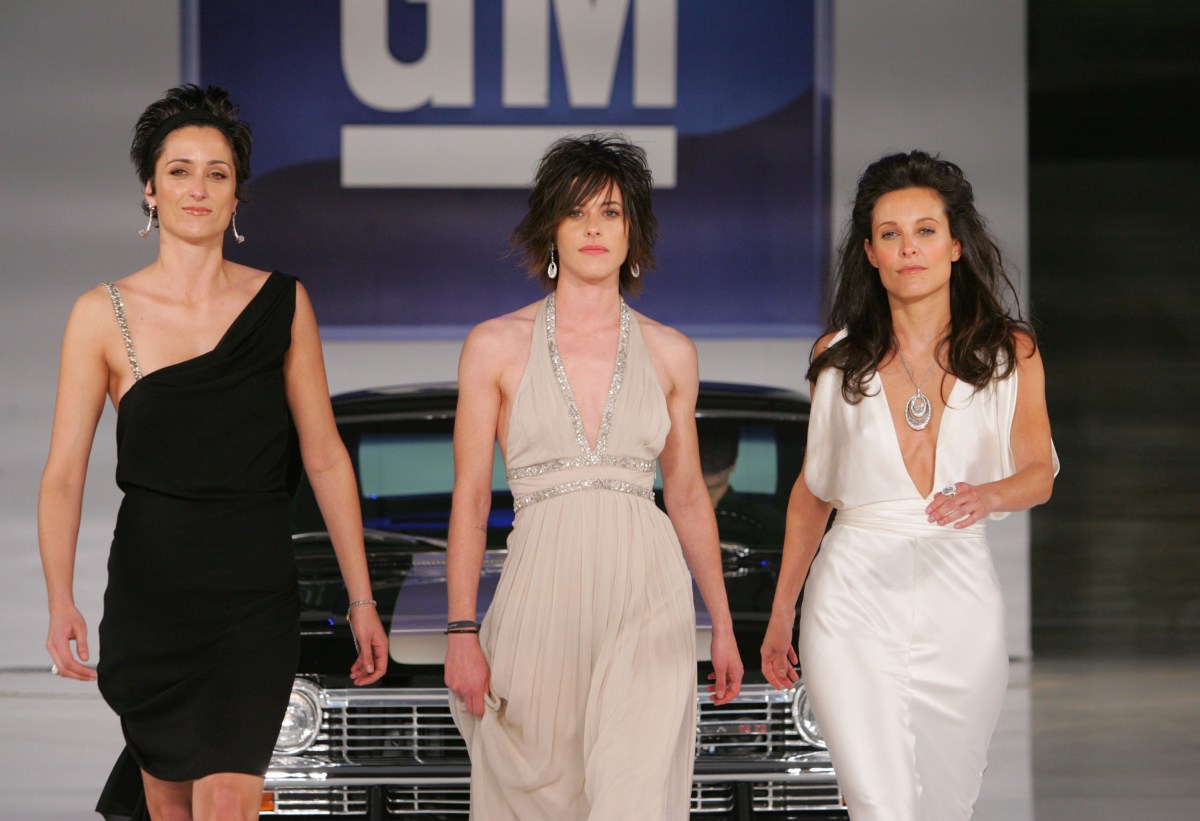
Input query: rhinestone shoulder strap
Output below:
<box><xmin>101</xmin><ymin>283</ymin><xmax>142</xmax><ymax>381</ymax></box>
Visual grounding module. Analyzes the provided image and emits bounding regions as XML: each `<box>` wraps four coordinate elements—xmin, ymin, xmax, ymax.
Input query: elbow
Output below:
<box><xmin>1030</xmin><ymin>464</ymin><xmax>1056</xmax><ymax>508</ymax></box>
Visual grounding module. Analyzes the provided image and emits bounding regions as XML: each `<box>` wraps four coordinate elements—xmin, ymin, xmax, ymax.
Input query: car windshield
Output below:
<box><xmin>290</xmin><ymin>403</ymin><xmax>806</xmax><ymax>550</ymax></box>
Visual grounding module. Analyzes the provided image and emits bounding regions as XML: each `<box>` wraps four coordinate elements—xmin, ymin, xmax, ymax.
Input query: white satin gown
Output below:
<box><xmin>799</xmin><ymin>333</ymin><xmax>1058</xmax><ymax>820</ymax></box>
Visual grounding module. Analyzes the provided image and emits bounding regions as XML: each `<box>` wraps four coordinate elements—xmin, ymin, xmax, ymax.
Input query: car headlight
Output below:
<box><xmin>274</xmin><ymin>679</ymin><xmax>322</xmax><ymax>754</ymax></box>
<box><xmin>791</xmin><ymin>685</ymin><xmax>826</xmax><ymax>748</ymax></box>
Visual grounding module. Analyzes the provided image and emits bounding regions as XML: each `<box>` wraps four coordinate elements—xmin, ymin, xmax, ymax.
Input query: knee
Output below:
<box><xmin>144</xmin><ymin>799</ymin><xmax>193</xmax><ymax>821</ymax></box>
<box><xmin>197</xmin><ymin>779</ymin><xmax>262</xmax><ymax>821</ymax></box>
<box><xmin>201</xmin><ymin>792</ymin><xmax>253</xmax><ymax>821</ymax></box>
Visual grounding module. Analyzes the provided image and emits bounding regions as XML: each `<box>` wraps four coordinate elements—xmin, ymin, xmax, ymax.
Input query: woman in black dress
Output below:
<box><xmin>37</xmin><ymin>85</ymin><xmax>388</xmax><ymax>820</ymax></box>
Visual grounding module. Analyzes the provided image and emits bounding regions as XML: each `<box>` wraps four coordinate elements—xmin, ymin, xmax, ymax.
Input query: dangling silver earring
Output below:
<box><xmin>231</xmin><ymin>212</ymin><xmax>245</xmax><ymax>245</ymax></box>
<box><xmin>630</xmin><ymin>263</ymin><xmax>640</xmax><ymax>278</ymax></box>
<box><xmin>138</xmin><ymin>205</ymin><xmax>156</xmax><ymax>238</ymax></box>
<box><xmin>547</xmin><ymin>244</ymin><xmax>557</xmax><ymax>279</ymax></box>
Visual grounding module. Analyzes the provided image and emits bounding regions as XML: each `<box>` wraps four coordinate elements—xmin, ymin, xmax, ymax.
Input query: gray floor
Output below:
<box><xmin>3</xmin><ymin>658</ymin><xmax>1197</xmax><ymax>819</ymax></box>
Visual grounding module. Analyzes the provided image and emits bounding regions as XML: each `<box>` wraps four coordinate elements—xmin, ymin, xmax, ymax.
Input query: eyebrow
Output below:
<box><xmin>164</xmin><ymin>158</ymin><xmax>232</xmax><ymax>167</ymax></box>
<box><xmin>875</xmin><ymin>215</ymin><xmax>942</xmax><ymax>228</ymax></box>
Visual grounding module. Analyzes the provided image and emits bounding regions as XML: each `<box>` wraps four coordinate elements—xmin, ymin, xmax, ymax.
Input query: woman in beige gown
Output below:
<box><xmin>760</xmin><ymin>151</ymin><xmax>1057</xmax><ymax>820</ymax></box>
<box><xmin>445</xmin><ymin>134</ymin><xmax>743</xmax><ymax>820</ymax></box>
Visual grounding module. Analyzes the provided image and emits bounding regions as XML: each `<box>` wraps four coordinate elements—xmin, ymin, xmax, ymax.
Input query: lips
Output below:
<box><xmin>579</xmin><ymin>245</ymin><xmax>607</xmax><ymax>254</ymax></box>
<box><xmin>898</xmin><ymin>265</ymin><xmax>925</xmax><ymax>274</ymax></box>
<box><xmin>182</xmin><ymin>207</ymin><xmax>212</xmax><ymax>216</ymax></box>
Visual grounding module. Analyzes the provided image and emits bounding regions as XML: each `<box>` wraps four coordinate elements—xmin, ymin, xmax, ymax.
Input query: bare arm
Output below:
<box><xmin>657</xmin><ymin>334</ymin><xmax>743</xmax><ymax>705</ymax></box>
<box><xmin>926</xmin><ymin>333</ymin><xmax>1056</xmax><ymax>527</ymax></box>
<box><xmin>760</xmin><ymin>459</ymin><xmax>832</xmax><ymax>689</ymax></box>
<box><xmin>38</xmin><ymin>289</ymin><xmax>112</xmax><ymax>682</ymax></box>
<box><xmin>285</xmin><ymin>284</ymin><xmax>385</xmax><ymax>685</ymax></box>
<box><xmin>444</xmin><ymin>322</ymin><xmax>506</xmax><ymax>717</ymax></box>
<box><xmin>761</xmin><ymin>332</ymin><xmax>837</xmax><ymax>690</ymax></box>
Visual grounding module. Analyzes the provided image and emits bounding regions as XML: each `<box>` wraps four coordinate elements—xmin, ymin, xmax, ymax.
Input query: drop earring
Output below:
<box><xmin>630</xmin><ymin>263</ymin><xmax>640</xmax><ymax>278</ymax></box>
<box><xmin>547</xmin><ymin>244</ymin><xmax>557</xmax><ymax>279</ymax></box>
<box><xmin>231</xmin><ymin>212</ymin><xmax>245</xmax><ymax>245</ymax></box>
<box><xmin>138</xmin><ymin>205</ymin><xmax>156</xmax><ymax>238</ymax></box>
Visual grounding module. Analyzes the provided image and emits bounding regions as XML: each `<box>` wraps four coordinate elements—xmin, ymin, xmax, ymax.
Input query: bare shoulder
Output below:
<box><xmin>461</xmin><ymin>300</ymin><xmax>541</xmax><ymax>369</ymax></box>
<box><xmin>634</xmin><ymin>309</ymin><xmax>696</xmax><ymax>364</ymax></box>
<box><xmin>1012</xmin><ymin>329</ymin><xmax>1039</xmax><ymax>359</ymax></box>
<box><xmin>468</xmin><ymin>302</ymin><xmax>538</xmax><ymax>347</ymax></box>
<box><xmin>70</xmin><ymin>283</ymin><xmax>122</xmax><ymax>332</ymax></box>
<box><xmin>813</xmin><ymin>330</ymin><xmax>841</xmax><ymax>359</ymax></box>
<box><xmin>1009</xmin><ymin>330</ymin><xmax>1044</xmax><ymax>378</ymax></box>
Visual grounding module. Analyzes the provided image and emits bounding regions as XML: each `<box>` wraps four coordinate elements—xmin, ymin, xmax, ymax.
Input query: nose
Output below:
<box><xmin>900</xmin><ymin>233</ymin><xmax>918</xmax><ymax>255</ymax></box>
<box><xmin>188</xmin><ymin>176</ymin><xmax>209</xmax><ymax>199</ymax></box>
<box><xmin>584</xmin><ymin>210</ymin><xmax>601</xmax><ymax>235</ymax></box>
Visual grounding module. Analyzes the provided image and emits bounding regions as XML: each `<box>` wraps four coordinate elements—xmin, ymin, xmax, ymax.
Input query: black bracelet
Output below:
<box><xmin>444</xmin><ymin>620</ymin><xmax>481</xmax><ymax>635</ymax></box>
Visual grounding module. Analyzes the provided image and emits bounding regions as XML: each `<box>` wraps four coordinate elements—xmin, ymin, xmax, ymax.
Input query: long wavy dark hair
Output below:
<box><xmin>810</xmin><ymin>150</ymin><xmax>1034</xmax><ymax>401</ymax></box>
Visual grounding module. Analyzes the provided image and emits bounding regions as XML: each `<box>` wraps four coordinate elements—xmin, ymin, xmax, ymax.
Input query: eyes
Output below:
<box><xmin>568</xmin><ymin>206</ymin><xmax>623</xmax><ymax>219</ymax></box>
<box><xmin>166</xmin><ymin>166</ymin><xmax>231</xmax><ymax>181</ymax></box>
<box><xmin>878</xmin><ymin>226</ymin><xmax>936</xmax><ymax>240</ymax></box>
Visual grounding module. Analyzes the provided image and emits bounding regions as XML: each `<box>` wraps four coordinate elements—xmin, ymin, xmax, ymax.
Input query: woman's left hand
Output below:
<box><xmin>927</xmin><ymin>482</ymin><xmax>993</xmax><ymax>528</ymax></box>
<box><xmin>348</xmin><ymin>604</ymin><xmax>388</xmax><ymax>686</ymax></box>
<box><xmin>706</xmin><ymin>628</ymin><xmax>743</xmax><ymax>706</ymax></box>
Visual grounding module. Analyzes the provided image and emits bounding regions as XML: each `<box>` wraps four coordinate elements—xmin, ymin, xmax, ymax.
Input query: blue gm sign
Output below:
<box><xmin>187</xmin><ymin>1</ymin><xmax>829</xmax><ymax>337</ymax></box>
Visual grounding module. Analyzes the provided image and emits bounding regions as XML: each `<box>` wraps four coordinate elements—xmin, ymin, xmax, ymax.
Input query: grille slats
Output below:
<box><xmin>696</xmin><ymin>690</ymin><xmax>807</xmax><ymax>757</ymax></box>
<box><xmin>314</xmin><ymin>686</ymin><xmax>816</xmax><ymax>763</ymax></box>
<box><xmin>269</xmin><ymin>786</ymin><xmax>367</xmax><ymax>813</ymax></box>
<box><xmin>265</xmin><ymin>684</ymin><xmax>840</xmax><ymax>816</ymax></box>
<box><xmin>753</xmin><ymin>781</ymin><xmax>846</xmax><ymax>811</ymax></box>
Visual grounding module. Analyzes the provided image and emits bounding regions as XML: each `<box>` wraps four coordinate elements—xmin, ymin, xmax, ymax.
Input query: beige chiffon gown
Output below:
<box><xmin>450</xmin><ymin>294</ymin><xmax>697</xmax><ymax>820</ymax></box>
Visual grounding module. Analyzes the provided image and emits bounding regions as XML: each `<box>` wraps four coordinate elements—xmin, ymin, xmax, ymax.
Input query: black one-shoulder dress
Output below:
<box><xmin>95</xmin><ymin>272</ymin><xmax>301</xmax><ymax>815</ymax></box>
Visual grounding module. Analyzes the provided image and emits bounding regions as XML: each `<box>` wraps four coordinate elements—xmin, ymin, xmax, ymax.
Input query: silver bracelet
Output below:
<box><xmin>347</xmin><ymin>599</ymin><xmax>377</xmax><ymax>654</ymax></box>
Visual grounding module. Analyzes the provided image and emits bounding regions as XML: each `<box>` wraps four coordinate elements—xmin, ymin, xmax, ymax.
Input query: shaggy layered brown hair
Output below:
<box><xmin>511</xmin><ymin>133</ymin><xmax>657</xmax><ymax>296</ymax></box>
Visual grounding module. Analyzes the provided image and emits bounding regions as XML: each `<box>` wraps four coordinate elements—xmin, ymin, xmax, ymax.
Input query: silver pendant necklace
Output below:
<box><xmin>896</xmin><ymin>349</ymin><xmax>937</xmax><ymax>431</ymax></box>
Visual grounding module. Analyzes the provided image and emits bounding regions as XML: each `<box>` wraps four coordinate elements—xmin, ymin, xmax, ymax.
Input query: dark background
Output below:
<box><xmin>1028</xmin><ymin>0</ymin><xmax>1200</xmax><ymax>656</ymax></box>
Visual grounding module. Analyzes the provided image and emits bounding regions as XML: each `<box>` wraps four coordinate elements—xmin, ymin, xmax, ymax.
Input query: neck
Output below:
<box><xmin>552</xmin><ymin>279</ymin><xmax>622</xmax><ymax>331</ymax></box>
<box><xmin>890</xmin><ymin>299</ymin><xmax>951</xmax><ymax>360</ymax></box>
<box><xmin>151</xmin><ymin>236</ymin><xmax>229</xmax><ymax>297</ymax></box>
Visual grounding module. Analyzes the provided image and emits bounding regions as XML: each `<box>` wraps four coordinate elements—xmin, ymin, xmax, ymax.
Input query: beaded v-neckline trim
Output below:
<box><xmin>544</xmin><ymin>292</ymin><xmax>631</xmax><ymax>456</ymax></box>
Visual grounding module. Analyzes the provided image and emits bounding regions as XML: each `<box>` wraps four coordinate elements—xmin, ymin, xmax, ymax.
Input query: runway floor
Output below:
<box><xmin>2</xmin><ymin>657</ymin><xmax>1197</xmax><ymax>819</ymax></box>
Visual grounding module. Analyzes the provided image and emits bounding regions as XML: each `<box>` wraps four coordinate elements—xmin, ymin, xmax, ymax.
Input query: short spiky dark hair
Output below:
<box><xmin>129</xmin><ymin>84</ymin><xmax>252</xmax><ymax>214</ymax></box>
<box><xmin>511</xmin><ymin>133</ymin><xmax>658</xmax><ymax>296</ymax></box>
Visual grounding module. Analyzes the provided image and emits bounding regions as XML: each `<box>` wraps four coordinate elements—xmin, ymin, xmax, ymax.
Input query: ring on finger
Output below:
<box><xmin>50</xmin><ymin>663</ymin><xmax>59</xmax><ymax>676</ymax></box>
<box><xmin>941</xmin><ymin>483</ymin><xmax>957</xmax><ymax>497</ymax></box>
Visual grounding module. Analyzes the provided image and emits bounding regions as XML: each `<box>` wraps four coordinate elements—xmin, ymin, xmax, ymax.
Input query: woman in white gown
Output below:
<box><xmin>760</xmin><ymin>151</ymin><xmax>1057</xmax><ymax>820</ymax></box>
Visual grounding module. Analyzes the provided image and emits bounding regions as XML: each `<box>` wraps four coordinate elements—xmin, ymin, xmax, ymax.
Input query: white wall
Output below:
<box><xmin>0</xmin><ymin>1</ymin><xmax>1029</xmax><ymax>667</ymax></box>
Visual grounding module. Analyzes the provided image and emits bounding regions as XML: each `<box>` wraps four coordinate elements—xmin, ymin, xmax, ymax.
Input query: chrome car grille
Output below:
<box><xmin>323</xmin><ymin>690</ymin><xmax>467</xmax><ymax>763</ymax></box>
<box><xmin>753</xmin><ymin>780</ymin><xmax>845</xmax><ymax>811</ymax></box>
<box><xmin>311</xmin><ymin>684</ymin><xmax>816</xmax><ymax>764</ymax></box>
<box><xmin>269</xmin><ymin>785</ymin><xmax>368</xmax><ymax>813</ymax></box>
<box><xmin>269</xmin><ymin>782</ymin><xmax>747</xmax><ymax>816</ymax></box>
<box><xmin>696</xmin><ymin>687</ymin><xmax>812</xmax><ymax>757</ymax></box>
<box><xmin>265</xmin><ymin>684</ymin><xmax>839</xmax><ymax>816</ymax></box>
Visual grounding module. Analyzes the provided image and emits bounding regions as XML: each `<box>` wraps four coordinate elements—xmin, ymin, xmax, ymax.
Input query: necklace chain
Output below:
<box><xmin>896</xmin><ymin>349</ymin><xmax>937</xmax><ymax>393</ymax></box>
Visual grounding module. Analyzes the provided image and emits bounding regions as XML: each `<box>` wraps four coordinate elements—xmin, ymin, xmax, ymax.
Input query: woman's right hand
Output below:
<box><xmin>46</xmin><ymin>604</ymin><xmax>97</xmax><ymax>682</ymax></box>
<box><xmin>760</xmin><ymin>613</ymin><xmax>799</xmax><ymax>691</ymax></box>
<box><xmin>445</xmin><ymin>634</ymin><xmax>490</xmax><ymax>717</ymax></box>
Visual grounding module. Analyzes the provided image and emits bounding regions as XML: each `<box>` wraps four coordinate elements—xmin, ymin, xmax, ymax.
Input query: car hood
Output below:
<box><xmin>388</xmin><ymin>550</ymin><xmax>714</xmax><ymax>664</ymax></box>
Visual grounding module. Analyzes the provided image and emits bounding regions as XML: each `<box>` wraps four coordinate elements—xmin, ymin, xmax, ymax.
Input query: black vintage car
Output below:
<box><xmin>262</xmin><ymin>383</ymin><xmax>846</xmax><ymax>819</ymax></box>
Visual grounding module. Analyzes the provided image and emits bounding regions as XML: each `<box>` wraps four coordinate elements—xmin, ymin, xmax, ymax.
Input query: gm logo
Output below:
<box><xmin>340</xmin><ymin>0</ymin><xmax>678</xmax><ymax>188</ymax></box>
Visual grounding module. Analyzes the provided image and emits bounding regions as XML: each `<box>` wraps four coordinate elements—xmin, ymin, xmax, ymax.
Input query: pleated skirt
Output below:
<box><xmin>451</xmin><ymin>490</ymin><xmax>697</xmax><ymax>820</ymax></box>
